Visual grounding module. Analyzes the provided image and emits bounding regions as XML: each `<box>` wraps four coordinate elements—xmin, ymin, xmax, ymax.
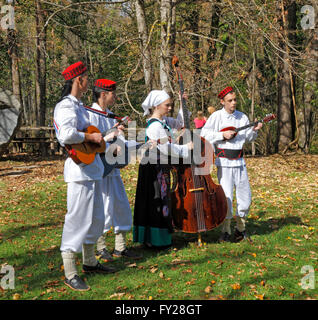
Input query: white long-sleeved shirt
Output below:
<box><xmin>88</xmin><ymin>103</ymin><xmax>120</xmax><ymax>177</ymax></box>
<box><xmin>200</xmin><ymin>108</ymin><xmax>257</xmax><ymax>167</ymax></box>
<box><xmin>53</xmin><ymin>95</ymin><xmax>104</xmax><ymax>182</ymax></box>
<box><xmin>145</xmin><ymin>108</ymin><xmax>189</xmax><ymax>160</ymax></box>
<box><xmin>88</xmin><ymin>102</ymin><xmax>140</xmax><ymax>176</ymax></box>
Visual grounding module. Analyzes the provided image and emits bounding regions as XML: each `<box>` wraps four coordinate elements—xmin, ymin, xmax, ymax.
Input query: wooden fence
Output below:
<box><xmin>10</xmin><ymin>127</ymin><xmax>63</xmax><ymax>155</ymax></box>
<box><xmin>9</xmin><ymin>127</ymin><xmax>146</xmax><ymax>155</ymax></box>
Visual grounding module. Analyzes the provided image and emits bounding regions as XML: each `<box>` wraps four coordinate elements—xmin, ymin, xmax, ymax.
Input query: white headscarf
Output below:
<box><xmin>141</xmin><ymin>90</ymin><xmax>170</xmax><ymax>116</ymax></box>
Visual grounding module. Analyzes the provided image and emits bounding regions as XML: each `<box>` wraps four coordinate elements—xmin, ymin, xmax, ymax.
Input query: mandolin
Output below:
<box><xmin>220</xmin><ymin>113</ymin><xmax>276</xmax><ymax>139</ymax></box>
<box><xmin>65</xmin><ymin>116</ymin><xmax>129</xmax><ymax>166</ymax></box>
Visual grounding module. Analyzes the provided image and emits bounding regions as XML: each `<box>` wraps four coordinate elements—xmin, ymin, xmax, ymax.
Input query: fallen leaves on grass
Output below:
<box><xmin>231</xmin><ymin>283</ymin><xmax>241</xmax><ymax>290</ymax></box>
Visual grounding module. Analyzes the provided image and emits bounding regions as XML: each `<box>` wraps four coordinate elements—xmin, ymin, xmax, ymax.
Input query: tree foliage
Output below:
<box><xmin>0</xmin><ymin>0</ymin><xmax>317</xmax><ymax>154</ymax></box>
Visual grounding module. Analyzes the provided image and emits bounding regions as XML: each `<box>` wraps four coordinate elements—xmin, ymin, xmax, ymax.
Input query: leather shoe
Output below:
<box><xmin>64</xmin><ymin>275</ymin><xmax>90</xmax><ymax>291</ymax></box>
<box><xmin>113</xmin><ymin>248</ymin><xmax>142</xmax><ymax>259</ymax></box>
<box><xmin>96</xmin><ymin>248</ymin><xmax>114</xmax><ymax>262</ymax></box>
<box><xmin>234</xmin><ymin>228</ymin><xmax>252</xmax><ymax>243</ymax></box>
<box><xmin>218</xmin><ymin>232</ymin><xmax>231</xmax><ymax>243</ymax></box>
<box><xmin>82</xmin><ymin>262</ymin><xmax>117</xmax><ymax>274</ymax></box>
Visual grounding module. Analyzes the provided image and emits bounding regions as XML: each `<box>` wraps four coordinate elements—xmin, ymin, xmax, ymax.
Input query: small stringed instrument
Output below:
<box><xmin>220</xmin><ymin>113</ymin><xmax>276</xmax><ymax>139</ymax></box>
<box><xmin>66</xmin><ymin>116</ymin><xmax>129</xmax><ymax>165</ymax></box>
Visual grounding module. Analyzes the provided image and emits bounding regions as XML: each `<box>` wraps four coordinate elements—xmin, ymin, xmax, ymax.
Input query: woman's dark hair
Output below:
<box><xmin>92</xmin><ymin>86</ymin><xmax>105</xmax><ymax>103</ymax></box>
<box><xmin>58</xmin><ymin>80</ymin><xmax>73</xmax><ymax>102</ymax></box>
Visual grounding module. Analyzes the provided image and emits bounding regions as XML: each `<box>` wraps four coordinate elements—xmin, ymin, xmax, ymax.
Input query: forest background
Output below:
<box><xmin>1</xmin><ymin>0</ymin><xmax>318</xmax><ymax>302</ymax></box>
<box><xmin>0</xmin><ymin>0</ymin><xmax>317</xmax><ymax>156</ymax></box>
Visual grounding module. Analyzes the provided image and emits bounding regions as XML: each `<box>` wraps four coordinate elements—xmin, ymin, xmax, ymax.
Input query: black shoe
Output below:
<box><xmin>218</xmin><ymin>232</ymin><xmax>231</xmax><ymax>243</ymax></box>
<box><xmin>64</xmin><ymin>275</ymin><xmax>90</xmax><ymax>291</ymax></box>
<box><xmin>113</xmin><ymin>248</ymin><xmax>142</xmax><ymax>259</ymax></box>
<box><xmin>82</xmin><ymin>262</ymin><xmax>117</xmax><ymax>274</ymax></box>
<box><xmin>234</xmin><ymin>228</ymin><xmax>251</xmax><ymax>243</ymax></box>
<box><xmin>96</xmin><ymin>248</ymin><xmax>114</xmax><ymax>262</ymax></box>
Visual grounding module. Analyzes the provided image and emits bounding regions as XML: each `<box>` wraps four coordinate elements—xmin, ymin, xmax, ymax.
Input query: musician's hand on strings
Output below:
<box><xmin>223</xmin><ymin>130</ymin><xmax>236</xmax><ymax>140</ymax></box>
<box><xmin>85</xmin><ymin>132</ymin><xmax>103</xmax><ymax>145</ymax></box>
<box><xmin>253</xmin><ymin>119</ymin><xmax>263</xmax><ymax>131</ymax></box>
<box><xmin>104</xmin><ymin>129</ymin><xmax>119</xmax><ymax>142</ymax></box>
<box><xmin>117</xmin><ymin>125</ymin><xmax>125</xmax><ymax>136</ymax></box>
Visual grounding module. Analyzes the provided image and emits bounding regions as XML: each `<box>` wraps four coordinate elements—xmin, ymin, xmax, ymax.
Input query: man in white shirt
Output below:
<box><xmin>54</xmin><ymin>63</ymin><xmax>118</xmax><ymax>291</ymax></box>
<box><xmin>87</xmin><ymin>79</ymin><xmax>141</xmax><ymax>260</ymax></box>
<box><xmin>200</xmin><ymin>86</ymin><xmax>262</xmax><ymax>242</ymax></box>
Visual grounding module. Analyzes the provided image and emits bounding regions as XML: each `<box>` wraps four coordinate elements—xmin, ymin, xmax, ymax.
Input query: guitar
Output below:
<box><xmin>220</xmin><ymin>113</ymin><xmax>276</xmax><ymax>139</ymax></box>
<box><xmin>65</xmin><ymin>116</ymin><xmax>130</xmax><ymax>166</ymax></box>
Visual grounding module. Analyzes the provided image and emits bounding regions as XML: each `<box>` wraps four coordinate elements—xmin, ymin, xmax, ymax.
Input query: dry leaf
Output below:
<box><xmin>150</xmin><ymin>267</ymin><xmax>158</xmax><ymax>274</ymax></box>
<box><xmin>12</xmin><ymin>293</ymin><xmax>21</xmax><ymax>300</ymax></box>
<box><xmin>204</xmin><ymin>286</ymin><xmax>212</xmax><ymax>293</ymax></box>
<box><xmin>231</xmin><ymin>283</ymin><xmax>241</xmax><ymax>290</ymax></box>
<box><xmin>109</xmin><ymin>292</ymin><xmax>125</xmax><ymax>299</ymax></box>
<box><xmin>127</xmin><ymin>263</ymin><xmax>137</xmax><ymax>268</ymax></box>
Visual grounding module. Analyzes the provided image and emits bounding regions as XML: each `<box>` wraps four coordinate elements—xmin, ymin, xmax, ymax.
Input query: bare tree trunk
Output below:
<box><xmin>205</xmin><ymin>0</ymin><xmax>221</xmax><ymax>107</ymax></box>
<box><xmin>159</xmin><ymin>0</ymin><xmax>173</xmax><ymax>92</ymax></box>
<box><xmin>35</xmin><ymin>0</ymin><xmax>47</xmax><ymax>127</ymax></box>
<box><xmin>250</xmin><ymin>48</ymin><xmax>256</xmax><ymax>156</ymax></box>
<box><xmin>298</xmin><ymin>29</ymin><xmax>318</xmax><ymax>153</ymax></box>
<box><xmin>7</xmin><ymin>33</ymin><xmax>22</xmax><ymax>106</ymax></box>
<box><xmin>188</xmin><ymin>6</ymin><xmax>201</xmax><ymax>114</ymax></box>
<box><xmin>6</xmin><ymin>1</ymin><xmax>22</xmax><ymax>110</ymax></box>
<box><xmin>207</xmin><ymin>0</ymin><xmax>221</xmax><ymax>63</ymax></box>
<box><xmin>135</xmin><ymin>0</ymin><xmax>154</xmax><ymax>91</ymax></box>
<box><xmin>276</xmin><ymin>0</ymin><xmax>296</xmax><ymax>153</ymax></box>
<box><xmin>35</xmin><ymin>0</ymin><xmax>47</xmax><ymax>155</ymax></box>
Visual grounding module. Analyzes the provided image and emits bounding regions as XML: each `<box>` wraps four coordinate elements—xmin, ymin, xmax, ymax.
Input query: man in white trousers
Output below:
<box><xmin>54</xmin><ymin>62</ymin><xmax>119</xmax><ymax>291</ymax></box>
<box><xmin>87</xmin><ymin>78</ymin><xmax>141</xmax><ymax>261</ymax></box>
<box><xmin>200</xmin><ymin>86</ymin><xmax>262</xmax><ymax>242</ymax></box>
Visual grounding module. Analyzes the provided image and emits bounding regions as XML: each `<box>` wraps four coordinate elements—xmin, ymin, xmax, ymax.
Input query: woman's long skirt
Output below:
<box><xmin>133</xmin><ymin>163</ymin><xmax>173</xmax><ymax>248</ymax></box>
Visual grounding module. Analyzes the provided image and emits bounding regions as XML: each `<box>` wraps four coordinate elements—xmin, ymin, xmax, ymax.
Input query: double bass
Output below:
<box><xmin>170</xmin><ymin>56</ymin><xmax>227</xmax><ymax>239</ymax></box>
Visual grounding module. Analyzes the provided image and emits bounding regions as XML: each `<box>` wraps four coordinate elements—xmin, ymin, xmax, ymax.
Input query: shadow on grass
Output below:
<box><xmin>171</xmin><ymin>214</ymin><xmax>305</xmax><ymax>248</ymax></box>
<box><xmin>0</xmin><ymin>213</ymin><xmax>307</xmax><ymax>299</ymax></box>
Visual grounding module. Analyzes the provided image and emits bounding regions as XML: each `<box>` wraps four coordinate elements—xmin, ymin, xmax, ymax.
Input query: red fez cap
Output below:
<box><xmin>218</xmin><ymin>86</ymin><xmax>234</xmax><ymax>99</ymax></box>
<box><xmin>94</xmin><ymin>79</ymin><xmax>116</xmax><ymax>91</ymax></box>
<box><xmin>62</xmin><ymin>61</ymin><xmax>87</xmax><ymax>81</ymax></box>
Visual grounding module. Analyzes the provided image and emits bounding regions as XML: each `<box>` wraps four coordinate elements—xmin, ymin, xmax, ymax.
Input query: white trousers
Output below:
<box><xmin>102</xmin><ymin>175</ymin><xmax>132</xmax><ymax>233</ymax></box>
<box><xmin>217</xmin><ymin>166</ymin><xmax>252</xmax><ymax>219</ymax></box>
<box><xmin>60</xmin><ymin>180</ymin><xmax>104</xmax><ymax>253</ymax></box>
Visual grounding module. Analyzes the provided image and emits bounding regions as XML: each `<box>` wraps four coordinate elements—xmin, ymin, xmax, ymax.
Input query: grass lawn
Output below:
<box><xmin>0</xmin><ymin>153</ymin><xmax>317</xmax><ymax>300</ymax></box>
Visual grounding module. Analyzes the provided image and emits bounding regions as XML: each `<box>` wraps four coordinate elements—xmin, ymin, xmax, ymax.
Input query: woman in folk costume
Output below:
<box><xmin>200</xmin><ymin>86</ymin><xmax>262</xmax><ymax>242</ymax></box>
<box><xmin>87</xmin><ymin>79</ymin><xmax>141</xmax><ymax>261</ymax></box>
<box><xmin>133</xmin><ymin>90</ymin><xmax>193</xmax><ymax>248</ymax></box>
<box><xmin>53</xmin><ymin>63</ymin><xmax>118</xmax><ymax>292</ymax></box>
